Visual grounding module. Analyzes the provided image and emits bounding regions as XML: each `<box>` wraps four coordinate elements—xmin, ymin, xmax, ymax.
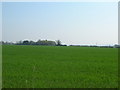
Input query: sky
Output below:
<box><xmin>2</xmin><ymin>2</ymin><xmax>118</xmax><ymax>45</ymax></box>
<box><xmin>0</xmin><ymin>2</ymin><xmax>2</xmax><ymax>41</ymax></box>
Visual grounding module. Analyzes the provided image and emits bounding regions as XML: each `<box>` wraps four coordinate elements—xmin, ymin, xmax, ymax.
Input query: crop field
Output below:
<box><xmin>2</xmin><ymin>45</ymin><xmax>118</xmax><ymax>88</ymax></box>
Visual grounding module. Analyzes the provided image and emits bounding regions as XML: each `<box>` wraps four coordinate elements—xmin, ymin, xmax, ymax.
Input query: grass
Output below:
<box><xmin>0</xmin><ymin>45</ymin><xmax>2</xmax><ymax>89</ymax></box>
<box><xmin>2</xmin><ymin>45</ymin><xmax>118</xmax><ymax>88</ymax></box>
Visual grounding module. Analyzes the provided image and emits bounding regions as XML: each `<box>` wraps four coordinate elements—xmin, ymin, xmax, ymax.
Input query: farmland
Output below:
<box><xmin>2</xmin><ymin>45</ymin><xmax>118</xmax><ymax>88</ymax></box>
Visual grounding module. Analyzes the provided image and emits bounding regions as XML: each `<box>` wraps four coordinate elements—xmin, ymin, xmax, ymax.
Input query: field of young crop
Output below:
<box><xmin>2</xmin><ymin>45</ymin><xmax>118</xmax><ymax>88</ymax></box>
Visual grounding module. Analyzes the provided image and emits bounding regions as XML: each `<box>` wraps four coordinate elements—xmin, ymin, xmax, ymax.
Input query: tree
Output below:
<box><xmin>36</xmin><ymin>39</ymin><xmax>56</xmax><ymax>46</ymax></box>
<box><xmin>23</xmin><ymin>40</ymin><xmax>29</xmax><ymax>45</ymax></box>
<box><xmin>29</xmin><ymin>41</ymin><xmax>35</xmax><ymax>45</ymax></box>
<box><xmin>36</xmin><ymin>39</ymin><xmax>41</xmax><ymax>45</ymax></box>
<box><xmin>56</xmin><ymin>40</ymin><xmax>62</xmax><ymax>46</ymax></box>
<box><xmin>16</xmin><ymin>40</ymin><xmax>23</xmax><ymax>45</ymax></box>
<box><xmin>47</xmin><ymin>41</ymin><xmax>56</xmax><ymax>46</ymax></box>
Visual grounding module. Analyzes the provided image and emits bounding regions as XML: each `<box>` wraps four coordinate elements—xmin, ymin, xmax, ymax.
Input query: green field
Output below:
<box><xmin>2</xmin><ymin>45</ymin><xmax>118</xmax><ymax>88</ymax></box>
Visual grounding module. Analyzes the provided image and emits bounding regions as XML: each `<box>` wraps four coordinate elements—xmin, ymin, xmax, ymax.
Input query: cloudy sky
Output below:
<box><xmin>2</xmin><ymin>2</ymin><xmax>118</xmax><ymax>45</ymax></box>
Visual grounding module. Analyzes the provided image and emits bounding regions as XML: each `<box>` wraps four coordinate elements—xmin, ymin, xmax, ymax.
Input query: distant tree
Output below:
<box><xmin>56</xmin><ymin>40</ymin><xmax>62</xmax><ymax>46</ymax></box>
<box><xmin>47</xmin><ymin>41</ymin><xmax>56</xmax><ymax>46</ymax></box>
<box><xmin>2</xmin><ymin>41</ymin><xmax>14</xmax><ymax>45</ymax></box>
<box><xmin>0</xmin><ymin>41</ymin><xmax>3</xmax><ymax>45</ymax></box>
<box><xmin>23</xmin><ymin>40</ymin><xmax>29</xmax><ymax>45</ymax></box>
<box><xmin>36</xmin><ymin>39</ymin><xmax>56</xmax><ymax>46</ymax></box>
<box><xmin>0</xmin><ymin>41</ymin><xmax>4</xmax><ymax>45</ymax></box>
<box><xmin>36</xmin><ymin>39</ymin><xmax>41</xmax><ymax>45</ymax></box>
<box><xmin>2</xmin><ymin>39</ymin><xmax>61</xmax><ymax>46</ymax></box>
<box><xmin>29</xmin><ymin>41</ymin><xmax>35</xmax><ymax>45</ymax></box>
<box><xmin>114</xmin><ymin>44</ymin><xmax>120</xmax><ymax>48</ymax></box>
<box><xmin>16</xmin><ymin>40</ymin><xmax>23</xmax><ymax>45</ymax></box>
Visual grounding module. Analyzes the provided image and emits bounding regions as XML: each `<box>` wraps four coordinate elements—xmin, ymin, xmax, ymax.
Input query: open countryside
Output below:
<box><xmin>2</xmin><ymin>2</ymin><xmax>118</xmax><ymax>88</ymax></box>
<box><xmin>3</xmin><ymin>45</ymin><xmax>118</xmax><ymax>88</ymax></box>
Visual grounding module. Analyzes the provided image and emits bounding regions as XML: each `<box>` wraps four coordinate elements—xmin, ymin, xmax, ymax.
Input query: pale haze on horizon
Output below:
<box><xmin>2</xmin><ymin>2</ymin><xmax>118</xmax><ymax>45</ymax></box>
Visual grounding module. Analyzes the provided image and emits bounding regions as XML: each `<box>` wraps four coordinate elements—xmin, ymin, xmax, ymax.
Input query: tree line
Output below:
<box><xmin>1</xmin><ymin>40</ymin><xmax>120</xmax><ymax>48</ymax></box>
<box><xmin>1</xmin><ymin>39</ymin><xmax>67</xmax><ymax>46</ymax></box>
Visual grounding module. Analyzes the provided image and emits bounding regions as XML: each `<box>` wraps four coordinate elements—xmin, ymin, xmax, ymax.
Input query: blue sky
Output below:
<box><xmin>2</xmin><ymin>2</ymin><xmax>118</xmax><ymax>45</ymax></box>
<box><xmin>0</xmin><ymin>2</ymin><xmax>2</xmax><ymax>41</ymax></box>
